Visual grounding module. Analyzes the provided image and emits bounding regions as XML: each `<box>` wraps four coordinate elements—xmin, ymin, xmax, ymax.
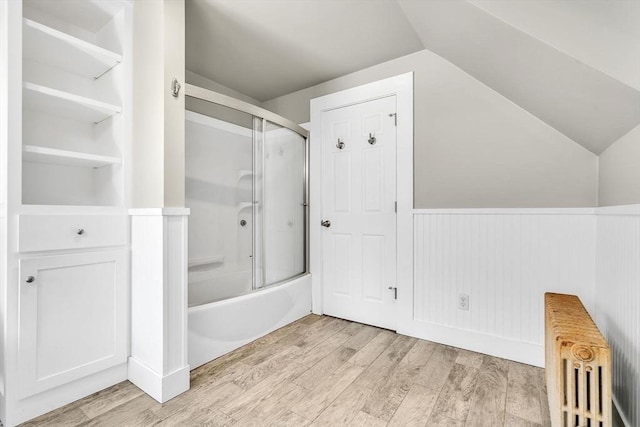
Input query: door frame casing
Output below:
<box><xmin>310</xmin><ymin>72</ymin><xmax>414</xmax><ymax>331</ymax></box>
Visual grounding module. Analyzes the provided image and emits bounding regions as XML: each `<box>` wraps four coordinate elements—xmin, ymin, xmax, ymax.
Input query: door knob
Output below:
<box><xmin>26</xmin><ymin>276</ymin><xmax>35</xmax><ymax>283</ymax></box>
<box><xmin>321</xmin><ymin>220</ymin><xmax>331</xmax><ymax>228</ymax></box>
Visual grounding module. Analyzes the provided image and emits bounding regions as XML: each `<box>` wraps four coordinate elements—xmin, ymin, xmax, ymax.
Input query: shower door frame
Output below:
<box><xmin>185</xmin><ymin>84</ymin><xmax>311</xmax><ymax>290</ymax></box>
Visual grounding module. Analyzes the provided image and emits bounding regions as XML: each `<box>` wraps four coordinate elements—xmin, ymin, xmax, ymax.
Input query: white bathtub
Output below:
<box><xmin>188</xmin><ymin>274</ymin><xmax>312</xmax><ymax>369</ymax></box>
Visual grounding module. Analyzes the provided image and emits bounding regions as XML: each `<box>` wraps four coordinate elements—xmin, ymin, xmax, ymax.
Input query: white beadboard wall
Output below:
<box><xmin>594</xmin><ymin>204</ymin><xmax>640</xmax><ymax>427</ymax></box>
<box><xmin>411</xmin><ymin>209</ymin><xmax>596</xmax><ymax>367</ymax></box>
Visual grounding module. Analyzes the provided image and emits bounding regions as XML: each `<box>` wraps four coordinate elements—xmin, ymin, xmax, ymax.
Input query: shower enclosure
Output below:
<box><xmin>185</xmin><ymin>85</ymin><xmax>311</xmax><ymax>368</ymax></box>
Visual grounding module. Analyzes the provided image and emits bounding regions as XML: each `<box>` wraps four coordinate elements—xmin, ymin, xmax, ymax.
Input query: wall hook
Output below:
<box><xmin>171</xmin><ymin>78</ymin><xmax>181</xmax><ymax>98</ymax></box>
<box><xmin>368</xmin><ymin>133</ymin><xmax>376</xmax><ymax>145</ymax></box>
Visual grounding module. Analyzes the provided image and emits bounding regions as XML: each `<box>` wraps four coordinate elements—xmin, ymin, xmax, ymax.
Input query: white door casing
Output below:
<box><xmin>321</xmin><ymin>96</ymin><xmax>397</xmax><ymax>329</ymax></box>
<box><xmin>310</xmin><ymin>73</ymin><xmax>414</xmax><ymax>332</ymax></box>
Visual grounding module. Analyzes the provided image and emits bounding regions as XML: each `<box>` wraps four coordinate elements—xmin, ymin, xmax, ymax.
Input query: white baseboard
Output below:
<box><xmin>128</xmin><ymin>357</ymin><xmax>189</xmax><ymax>403</ymax></box>
<box><xmin>399</xmin><ymin>320</ymin><xmax>544</xmax><ymax>367</ymax></box>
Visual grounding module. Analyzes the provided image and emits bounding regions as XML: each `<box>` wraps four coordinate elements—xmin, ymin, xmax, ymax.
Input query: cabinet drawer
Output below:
<box><xmin>19</xmin><ymin>214</ymin><xmax>127</xmax><ymax>252</ymax></box>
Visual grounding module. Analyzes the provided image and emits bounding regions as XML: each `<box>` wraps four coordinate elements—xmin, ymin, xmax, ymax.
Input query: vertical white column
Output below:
<box><xmin>128</xmin><ymin>208</ymin><xmax>190</xmax><ymax>403</ymax></box>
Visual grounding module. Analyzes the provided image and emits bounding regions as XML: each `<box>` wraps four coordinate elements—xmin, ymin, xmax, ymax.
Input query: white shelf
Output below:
<box><xmin>23</xmin><ymin>82</ymin><xmax>121</xmax><ymax>123</ymax></box>
<box><xmin>238</xmin><ymin>202</ymin><xmax>254</xmax><ymax>213</ymax></box>
<box><xmin>23</xmin><ymin>18</ymin><xmax>122</xmax><ymax>79</ymax></box>
<box><xmin>237</xmin><ymin>169</ymin><xmax>253</xmax><ymax>180</ymax></box>
<box><xmin>188</xmin><ymin>255</ymin><xmax>225</xmax><ymax>269</ymax></box>
<box><xmin>23</xmin><ymin>145</ymin><xmax>121</xmax><ymax>168</ymax></box>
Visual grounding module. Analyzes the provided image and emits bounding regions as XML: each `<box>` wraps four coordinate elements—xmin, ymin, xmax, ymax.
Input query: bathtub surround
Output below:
<box><xmin>184</xmin><ymin>84</ymin><xmax>310</xmax><ymax>370</ymax></box>
<box><xmin>129</xmin><ymin>208</ymin><xmax>190</xmax><ymax>403</ymax></box>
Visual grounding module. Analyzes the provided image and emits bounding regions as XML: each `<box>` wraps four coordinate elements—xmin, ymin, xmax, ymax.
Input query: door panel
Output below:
<box><xmin>333</xmin><ymin>152</ymin><xmax>352</xmax><ymax>213</ymax></box>
<box><xmin>321</xmin><ymin>96</ymin><xmax>397</xmax><ymax>330</ymax></box>
<box><xmin>362</xmin><ymin>234</ymin><xmax>385</xmax><ymax>301</ymax></box>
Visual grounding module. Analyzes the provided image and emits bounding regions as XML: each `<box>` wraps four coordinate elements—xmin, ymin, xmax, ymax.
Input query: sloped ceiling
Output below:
<box><xmin>185</xmin><ymin>0</ymin><xmax>640</xmax><ymax>154</ymax></box>
<box><xmin>185</xmin><ymin>0</ymin><xmax>423</xmax><ymax>102</ymax></box>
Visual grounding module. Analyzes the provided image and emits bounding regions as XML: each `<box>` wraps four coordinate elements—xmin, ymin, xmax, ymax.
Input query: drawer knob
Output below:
<box><xmin>76</xmin><ymin>228</ymin><xmax>85</xmax><ymax>235</ymax></box>
<box><xmin>26</xmin><ymin>276</ymin><xmax>35</xmax><ymax>283</ymax></box>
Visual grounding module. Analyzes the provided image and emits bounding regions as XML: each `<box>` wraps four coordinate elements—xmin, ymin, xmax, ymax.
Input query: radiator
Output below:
<box><xmin>545</xmin><ymin>293</ymin><xmax>611</xmax><ymax>427</ymax></box>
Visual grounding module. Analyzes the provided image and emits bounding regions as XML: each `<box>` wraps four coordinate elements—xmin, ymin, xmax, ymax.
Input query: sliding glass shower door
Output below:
<box><xmin>263</xmin><ymin>122</ymin><xmax>306</xmax><ymax>285</ymax></box>
<box><xmin>186</xmin><ymin>93</ymin><xmax>307</xmax><ymax>306</ymax></box>
<box><xmin>186</xmin><ymin>97</ymin><xmax>255</xmax><ymax>305</ymax></box>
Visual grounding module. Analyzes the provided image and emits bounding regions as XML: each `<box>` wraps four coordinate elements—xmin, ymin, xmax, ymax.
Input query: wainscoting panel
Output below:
<box><xmin>595</xmin><ymin>205</ymin><xmax>640</xmax><ymax>427</ymax></box>
<box><xmin>412</xmin><ymin>209</ymin><xmax>596</xmax><ymax>367</ymax></box>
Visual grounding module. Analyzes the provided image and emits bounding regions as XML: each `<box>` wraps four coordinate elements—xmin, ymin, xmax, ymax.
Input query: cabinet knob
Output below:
<box><xmin>76</xmin><ymin>228</ymin><xmax>85</xmax><ymax>235</ymax></box>
<box><xmin>26</xmin><ymin>276</ymin><xmax>35</xmax><ymax>283</ymax></box>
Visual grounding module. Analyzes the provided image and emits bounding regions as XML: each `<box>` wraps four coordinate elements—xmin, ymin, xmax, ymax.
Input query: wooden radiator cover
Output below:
<box><xmin>545</xmin><ymin>293</ymin><xmax>611</xmax><ymax>427</ymax></box>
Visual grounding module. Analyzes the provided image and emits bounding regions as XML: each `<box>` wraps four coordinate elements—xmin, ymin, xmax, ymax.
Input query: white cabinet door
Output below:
<box><xmin>18</xmin><ymin>250</ymin><xmax>127</xmax><ymax>399</ymax></box>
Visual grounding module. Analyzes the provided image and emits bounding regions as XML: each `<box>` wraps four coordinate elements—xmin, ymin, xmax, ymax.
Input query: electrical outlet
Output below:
<box><xmin>458</xmin><ymin>293</ymin><xmax>469</xmax><ymax>310</ymax></box>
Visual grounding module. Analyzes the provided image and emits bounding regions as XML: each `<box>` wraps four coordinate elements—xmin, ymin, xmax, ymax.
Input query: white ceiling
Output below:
<box><xmin>469</xmin><ymin>0</ymin><xmax>640</xmax><ymax>92</ymax></box>
<box><xmin>186</xmin><ymin>0</ymin><xmax>423</xmax><ymax>102</ymax></box>
<box><xmin>185</xmin><ymin>0</ymin><xmax>640</xmax><ymax>154</ymax></box>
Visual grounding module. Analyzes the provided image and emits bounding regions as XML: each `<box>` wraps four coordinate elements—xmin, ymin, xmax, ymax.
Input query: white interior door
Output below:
<box><xmin>321</xmin><ymin>96</ymin><xmax>397</xmax><ymax>330</ymax></box>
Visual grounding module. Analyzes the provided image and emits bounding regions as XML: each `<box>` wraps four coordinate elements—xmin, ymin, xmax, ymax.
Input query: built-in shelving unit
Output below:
<box><xmin>21</xmin><ymin>0</ymin><xmax>129</xmax><ymax>207</ymax></box>
<box><xmin>2</xmin><ymin>1</ymin><xmax>134</xmax><ymax>425</ymax></box>
<box><xmin>23</xmin><ymin>145</ymin><xmax>121</xmax><ymax>168</ymax></box>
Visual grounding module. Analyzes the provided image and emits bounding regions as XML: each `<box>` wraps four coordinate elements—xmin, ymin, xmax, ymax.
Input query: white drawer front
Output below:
<box><xmin>19</xmin><ymin>214</ymin><xmax>127</xmax><ymax>252</ymax></box>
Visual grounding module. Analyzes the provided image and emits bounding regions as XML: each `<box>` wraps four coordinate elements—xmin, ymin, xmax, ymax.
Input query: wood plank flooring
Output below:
<box><xmin>21</xmin><ymin>315</ymin><xmax>551</xmax><ymax>426</ymax></box>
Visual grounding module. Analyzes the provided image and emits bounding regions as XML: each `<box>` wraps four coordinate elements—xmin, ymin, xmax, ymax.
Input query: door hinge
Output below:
<box><xmin>394</xmin><ymin>201</ymin><xmax>397</xmax><ymax>213</ymax></box>
<box><xmin>389</xmin><ymin>113</ymin><xmax>397</xmax><ymax>126</ymax></box>
<box><xmin>388</xmin><ymin>286</ymin><xmax>398</xmax><ymax>300</ymax></box>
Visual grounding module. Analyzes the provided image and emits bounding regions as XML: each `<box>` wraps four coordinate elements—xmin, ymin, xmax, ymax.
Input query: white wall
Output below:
<box><xmin>132</xmin><ymin>0</ymin><xmax>164</xmax><ymax>207</ymax></box>
<box><xmin>264</xmin><ymin>49</ymin><xmax>598</xmax><ymax>209</ymax></box>
<box><xmin>599</xmin><ymin>125</ymin><xmax>640</xmax><ymax>207</ymax></box>
<box><xmin>131</xmin><ymin>0</ymin><xmax>185</xmax><ymax>208</ymax></box>
<box><xmin>410</xmin><ymin>209</ymin><xmax>596</xmax><ymax>367</ymax></box>
<box><xmin>595</xmin><ymin>205</ymin><xmax>640</xmax><ymax>427</ymax></box>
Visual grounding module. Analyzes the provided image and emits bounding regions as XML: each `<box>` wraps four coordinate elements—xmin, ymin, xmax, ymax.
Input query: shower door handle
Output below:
<box><xmin>321</xmin><ymin>220</ymin><xmax>331</xmax><ymax>228</ymax></box>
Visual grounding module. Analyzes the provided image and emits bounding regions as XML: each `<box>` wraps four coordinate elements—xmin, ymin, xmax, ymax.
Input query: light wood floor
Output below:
<box><xmin>21</xmin><ymin>315</ymin><xmax>551</xmax><ymax>426</ymax></box>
